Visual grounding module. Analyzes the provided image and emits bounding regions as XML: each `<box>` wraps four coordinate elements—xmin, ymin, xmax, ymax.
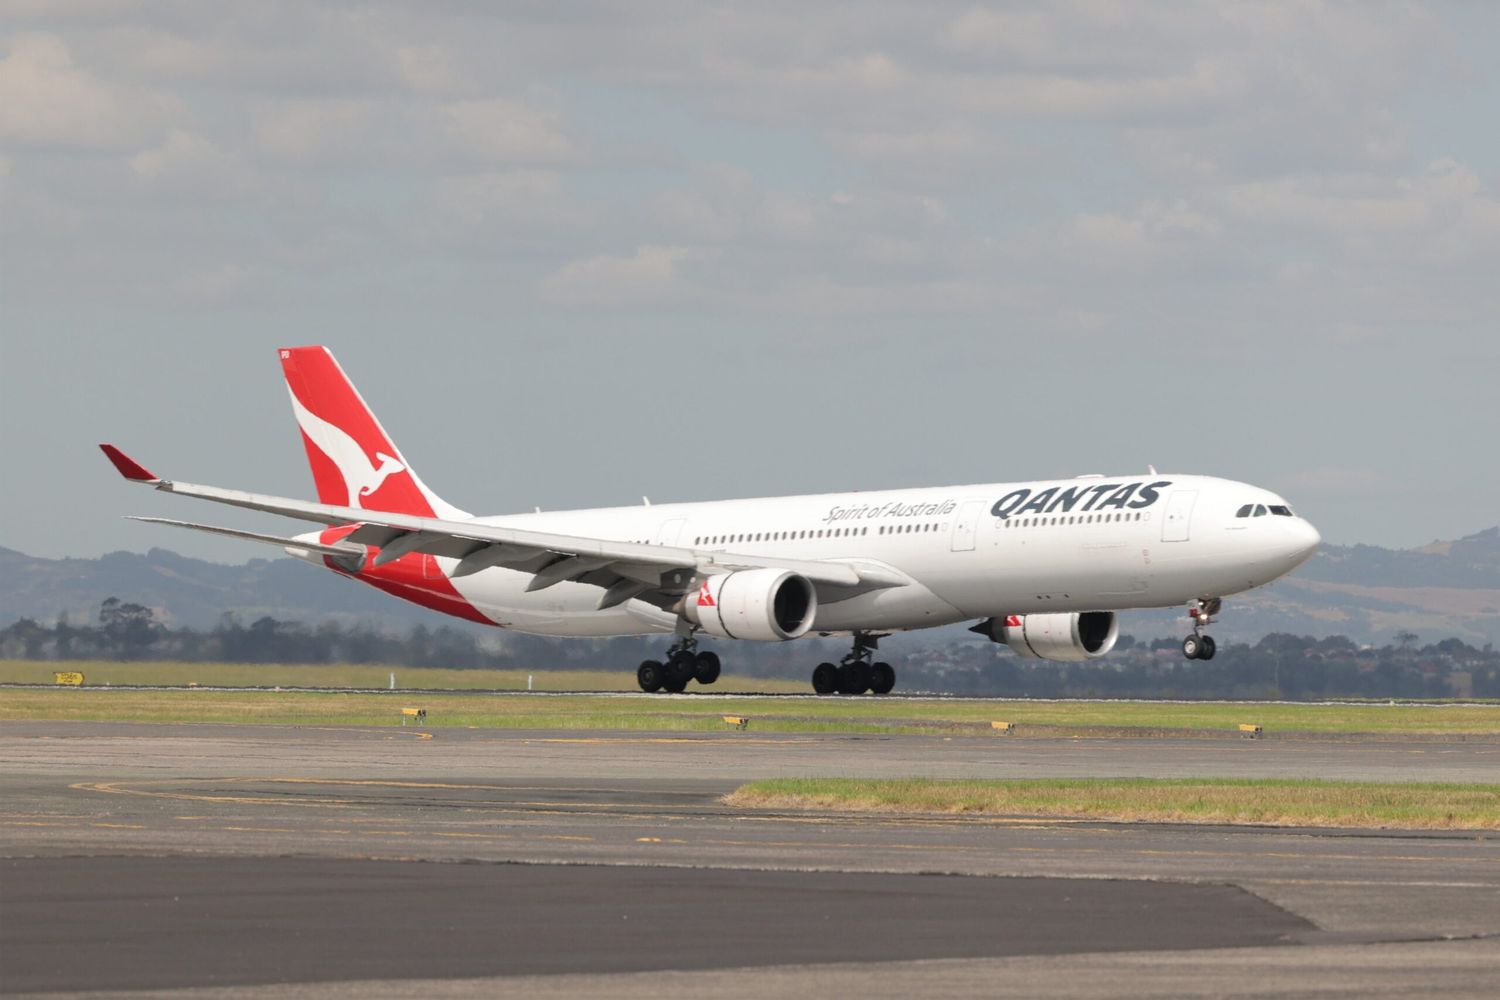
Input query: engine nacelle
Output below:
<box><xmin>683</xmin><ymin>568</ymin><xmax>816</xmax><ymax>641</ymax></box>
<box><xmin>978</xmin><ymin>611</ymin><xmax>1119</xmax><ymax>661</ymax></box>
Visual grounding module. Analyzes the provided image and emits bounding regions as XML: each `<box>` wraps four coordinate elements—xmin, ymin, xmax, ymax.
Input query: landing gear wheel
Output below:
<box><xmin>693</xmin><ymin>650</ymin><xmax>721</xmax><ymax>685</ymax></box>
<box><xmin>1198</xmin><ymin>635</ymin><xmax>1217</xmax><ymax>661</ymax></box>
<box><xmin>1182</xmin><ymin>636</ymin><xmax>1202</xmax><ymax>660</ymax></box>
<box><xmin>812</xmin><ymin>662</ymin><xmax>838</xmax><ymax>695</ymax></box>
<box><xmin>637</xmin><ymin>660</ymin><xmax>665</xmax><ymax>692</ymax></box>
<box><xmin>666</xmin><ymin>652</ymin><xmax>697</xmax><ymax>689</ymax></box>
<box><xmin>837</xmin><ymin>662</ymin><xmax>872</xmax><ymax>695</ymax></box>
<box><xmin>869</xmin><ymin>662</ymin><xmax>896</xmax><ymax>695</ymax></box>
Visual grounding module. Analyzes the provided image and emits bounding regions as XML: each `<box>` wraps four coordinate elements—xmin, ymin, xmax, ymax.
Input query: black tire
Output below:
<box><xmin>811</xmin><ymin>662</ymin><xmax>838</xmax><ymax>695</ymax></box>
<box><xmin>1182</xmin><ymin>636</ymin><xmax>1201</xmax><ymax>660</ymax></box>
<box><xmin>637</xmin><ymin>660</ymin><xmax>665</xmax><ymax>692</ymax></box>
<box><xmin>837</xmin><ymin>663</ymin><xmax>871</xmax><ymax>695</ymax></box>
<box><xmin>662</xmin><ymin>674</ymin><xmax>687</xmax><ymax>693</ymax></box>
<box><xmin>1199</xmin><ymin>635</ymin><xmax>1217</xmax><ymax>661</ymax></box>
<box><xmin>870</xmin><ymin>662</ymin><xmax>896</xmax><ymax>695</ymax></box>
<box><xmin>667</xmin><ymin>652</ymin><xmax>697</xmax><ymax>687</ymax></box>
<box><xmin>694</xmin><ymin>650</ymin><xmax>721</xmax><ymax>685</ymax></box>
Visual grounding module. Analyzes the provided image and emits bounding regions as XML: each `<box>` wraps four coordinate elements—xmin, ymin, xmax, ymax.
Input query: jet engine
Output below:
<box><xmin>974</xmin><ymin>611</ymin><xmax>1119</xmax><ymax>662</ymax></box>
<box><xmin>683</xmin><ymin>568</ymin><xmax>817</xmax><ymax>641</ymax></box>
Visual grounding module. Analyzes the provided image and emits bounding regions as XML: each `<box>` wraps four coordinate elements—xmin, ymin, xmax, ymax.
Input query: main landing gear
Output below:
<box><xmin>637</xmin><ymin>631</ymin><xmax>720</xmax><ymax>693</ymax></box>
<box><xmin>1182</xmin><ymin>597</ymin><xmax>1221</xmax><ymax>661</ymax></box>
<box><xmin>812</xmin><ymin>632</ymin><xmax>896</xmax><ymax>696</ymax></box>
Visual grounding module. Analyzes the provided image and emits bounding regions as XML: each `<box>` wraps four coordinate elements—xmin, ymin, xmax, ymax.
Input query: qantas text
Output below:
<box><xmin>990</xmin><ymin>480</ymin><xmax>1173</xmax><ymax>520</ymax></box>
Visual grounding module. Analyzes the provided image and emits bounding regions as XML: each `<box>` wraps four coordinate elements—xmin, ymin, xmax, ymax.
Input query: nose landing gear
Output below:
<box><xmin>812</xmin><ymin>632</ymin><xmax>895</xmax><ymax>695</ymax></box>
<box><xmin>1182</xmin><ymin>598</ymin><xmax>1221</xmax><ymax>661</ymax></box>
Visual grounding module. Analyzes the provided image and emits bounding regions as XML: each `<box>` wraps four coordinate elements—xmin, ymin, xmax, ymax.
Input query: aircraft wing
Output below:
<box><xmin>100</xmin><ymin>445</ymin><xmax>906</xmax><ymax>601</ymax></box>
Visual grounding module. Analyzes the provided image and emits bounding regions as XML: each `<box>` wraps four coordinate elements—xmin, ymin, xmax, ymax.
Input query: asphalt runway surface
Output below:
<box><xmin>3</xmin><ymin>721</ymin><xmax>1498</xmax><ymax>997</ymax></box>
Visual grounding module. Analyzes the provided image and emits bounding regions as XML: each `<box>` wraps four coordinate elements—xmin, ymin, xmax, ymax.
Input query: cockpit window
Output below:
<box><xmin>1253</xmin><ymin>504</ymin><xmax>1268</xmax><ymax>517</ymax></box>
<box><xmin>1235</xmin><ymin>504</ymin><xmax>1253</xmax><ymax>518</ymax></box>
<box><xmin>1269</xmin><ymin>505</ymin><xmax>1293</xmax><ymax>516</ymax></box>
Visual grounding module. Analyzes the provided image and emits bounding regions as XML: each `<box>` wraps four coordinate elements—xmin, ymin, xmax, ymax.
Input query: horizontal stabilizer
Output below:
<box><xmin>125</xmin><ymin>516</ymin><xmax>366</xmax><ymax>559</ymax></box>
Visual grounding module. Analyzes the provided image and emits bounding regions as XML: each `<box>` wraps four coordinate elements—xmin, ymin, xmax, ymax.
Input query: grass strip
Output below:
<box><xmin>725</xmin><ymin>777</ymin><xmax>1500</xmax><ymax>830</ymax></box>
<box><xmin>2</xmin><ymin>686</ymin><xmax>1500</xmax><ymax>735</ymax></box>
<box><xmin>0</xmin><ymin>660</ymin><xmax>807</xmax><ymax>693</ymax></box>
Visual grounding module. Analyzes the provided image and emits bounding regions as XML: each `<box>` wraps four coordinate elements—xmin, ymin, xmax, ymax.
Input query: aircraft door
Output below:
<box><xmin>1161</xmin><ymin>490</ymin><xmax>1197</xmax><ymax>543</ymax></box>
<box><xmin>951</xmin><ymin>500</ymin><xmax>983</xmax><ymax>552</ymax></box>
<box><xmin>654</xmin><ymin>517</ymin><xmax>686</xmax><ymax>546</ymax></box>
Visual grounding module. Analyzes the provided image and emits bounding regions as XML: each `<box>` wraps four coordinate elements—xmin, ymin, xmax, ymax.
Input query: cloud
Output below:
<box><xmin>541</xmin><ymin>245</ymin><xmax>693</xmax><ymax>308</ymax></box>
<box><xmin>1067</xmin><ymin>199</ymin><xmax>1224</xmax><ymax>263</ymax></box>
<box><xmin>437</xmin><ymin>97</ymin><xmax>576</xmax><ymax>165</ymax></box>
<box><xmin>0</xmin><ymin>32</ymin><xmax>179</xmax><ymax>149</ymax></box>
<box><xmin>416</xmin><ymin>169</ymin><xmax>592</xmax><ymax>255</ymax></box>
<box><xmin>129</xmin><ymin>129</ymin><xmax>257</xmax><ymax>200</ymax></box>
<box><xmin>251</xmin><ymin>98</ymin><xmax>377</xmax><ymax>164</ymax></box>
<box><xmin>1218</xmin><ymin>159</ymin><xmax>1500</xmax><ymax>265</ymax></box>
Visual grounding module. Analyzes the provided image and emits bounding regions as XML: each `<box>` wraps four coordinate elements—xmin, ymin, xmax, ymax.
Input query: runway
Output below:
<box><xmin>3</xmin><ymin>721</ymin><xmax>1498</xmax><ymax>996</ymax></box>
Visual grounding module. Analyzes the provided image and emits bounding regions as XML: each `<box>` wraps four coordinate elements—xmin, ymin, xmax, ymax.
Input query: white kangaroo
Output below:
<box><xmin>287</xmin><ymin>389</ymin><xmax>406</xmax><ymax>508</ymax></box>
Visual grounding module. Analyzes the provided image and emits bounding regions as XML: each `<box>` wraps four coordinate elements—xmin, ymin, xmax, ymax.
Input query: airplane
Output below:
<box><xmin>100</xmin><ymin>346</ymin><xmax>1322</xmax><ymax>695</ymax></box>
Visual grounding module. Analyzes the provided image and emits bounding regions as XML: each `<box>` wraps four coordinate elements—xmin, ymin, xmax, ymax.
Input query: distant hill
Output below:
<box><xmin>0</xmin><ymin>546</ymin><xmax>455</xmax><ymax>632</ymax></box>
<box><xmin>1299</xmin><ymin>527</ymin><xmax>1500</xmax><ymax>589</ymax></box>
<box><xmin>3</xmin><ymin>527</ymin><xmax>1497</xmax><ymax>646</ymax></box>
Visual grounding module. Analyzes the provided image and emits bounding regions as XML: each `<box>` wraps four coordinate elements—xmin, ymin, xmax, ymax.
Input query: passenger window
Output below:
<box><xmin>1236</xmin><ymin>504</ymin><xmax>1252</xmax><ymax>518</ymax></box>
<box><xmin>1253</xmin><ymin>505</ymin><xmax>1267</xmax><ymax>517</ymax></box>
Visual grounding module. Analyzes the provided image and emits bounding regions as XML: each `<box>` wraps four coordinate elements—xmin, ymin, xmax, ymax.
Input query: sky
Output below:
<box><xmin>3</xmin><ymin>1</ymin><xmax>1498</xmax><ymax>563</ymax></box>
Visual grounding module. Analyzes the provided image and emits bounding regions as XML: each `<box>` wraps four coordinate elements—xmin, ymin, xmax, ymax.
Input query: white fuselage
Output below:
<box><xmin>303</xmin><ymin>473</ymin><xmax>1319</xmax><ymax>639</ymax></box>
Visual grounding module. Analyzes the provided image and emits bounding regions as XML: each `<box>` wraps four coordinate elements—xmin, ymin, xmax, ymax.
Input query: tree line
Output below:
<box><xmin>2</xmin><ymin>598</ymin><xmax>1497</xmax><ymax>700</ymax></box>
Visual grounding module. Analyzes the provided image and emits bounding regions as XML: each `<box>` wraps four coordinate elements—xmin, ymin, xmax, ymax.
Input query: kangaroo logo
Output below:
<box><xmin>287</xmin><ymin>388</ymin><xmax>407</xmax><ymax>507</ymax></box>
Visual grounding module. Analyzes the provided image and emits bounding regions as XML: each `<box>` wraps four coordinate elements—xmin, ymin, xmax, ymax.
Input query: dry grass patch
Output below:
<box><xmin>725</xmin><ymin>777</ymin><xmax>1500</xmax><ymax>830</ymax></box>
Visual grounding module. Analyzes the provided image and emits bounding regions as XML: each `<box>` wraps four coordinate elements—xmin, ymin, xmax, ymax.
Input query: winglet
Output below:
<box><xmin>99</xmin><ymin>444</ymin><xmax>160</xmax><ymax>483</ymax></box>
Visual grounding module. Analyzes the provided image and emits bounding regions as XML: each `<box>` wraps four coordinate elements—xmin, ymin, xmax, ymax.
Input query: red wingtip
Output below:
<box><xmin>99</xmin><ymin>444</ymin><xmax>159</xmax><ymax>482</ymax></box>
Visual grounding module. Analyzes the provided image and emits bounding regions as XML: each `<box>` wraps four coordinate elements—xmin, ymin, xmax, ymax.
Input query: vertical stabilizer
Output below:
<box><xmin>278</xmin><ymin>346</ymin><xmax>469</xmax><ymax>519</ymax></box>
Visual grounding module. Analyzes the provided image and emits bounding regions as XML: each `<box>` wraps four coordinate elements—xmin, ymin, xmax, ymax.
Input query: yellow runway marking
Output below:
<box><xmin>263</xmin><ymin>777</ymin><xmax>506</xmax><ymax>791</ymax></box>
<box><xmin>70</xmin><ymin>780</ymin><xmax>353</xmax><ymax>808</ymax></box>
<box><xmin>90</xmin><ymin>822</ymin><xmax>145</xmax><ymax>829</ymax></box>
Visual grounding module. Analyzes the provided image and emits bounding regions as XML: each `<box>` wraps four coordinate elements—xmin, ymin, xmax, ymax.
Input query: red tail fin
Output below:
<box><xmin>278</xmin><ymin>347</ymin><xmax>467</xmax><ymax>519</ymax></box>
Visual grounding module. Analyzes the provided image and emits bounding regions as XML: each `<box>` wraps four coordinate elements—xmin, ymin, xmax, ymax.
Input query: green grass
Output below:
<box><xmin>725</xmin><ymin>777</ymin><xmax>1500</xmax><ymax>830</ymax></box>
<box><xmin>0</xmin><ymin>660</ymin><xmax>807</xmax><ymax>694</ymax></box>
<box><xmin>2</xmin><ymin>683</ymin><xmax>1499</xmax><ymax>735</ymax></box>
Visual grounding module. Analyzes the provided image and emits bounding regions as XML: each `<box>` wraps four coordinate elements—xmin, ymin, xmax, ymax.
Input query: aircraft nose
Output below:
<box><xmin>1285</xmin><ymin>518</ymin><xmax>1321</xmax><ymax>567</ymax></box>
